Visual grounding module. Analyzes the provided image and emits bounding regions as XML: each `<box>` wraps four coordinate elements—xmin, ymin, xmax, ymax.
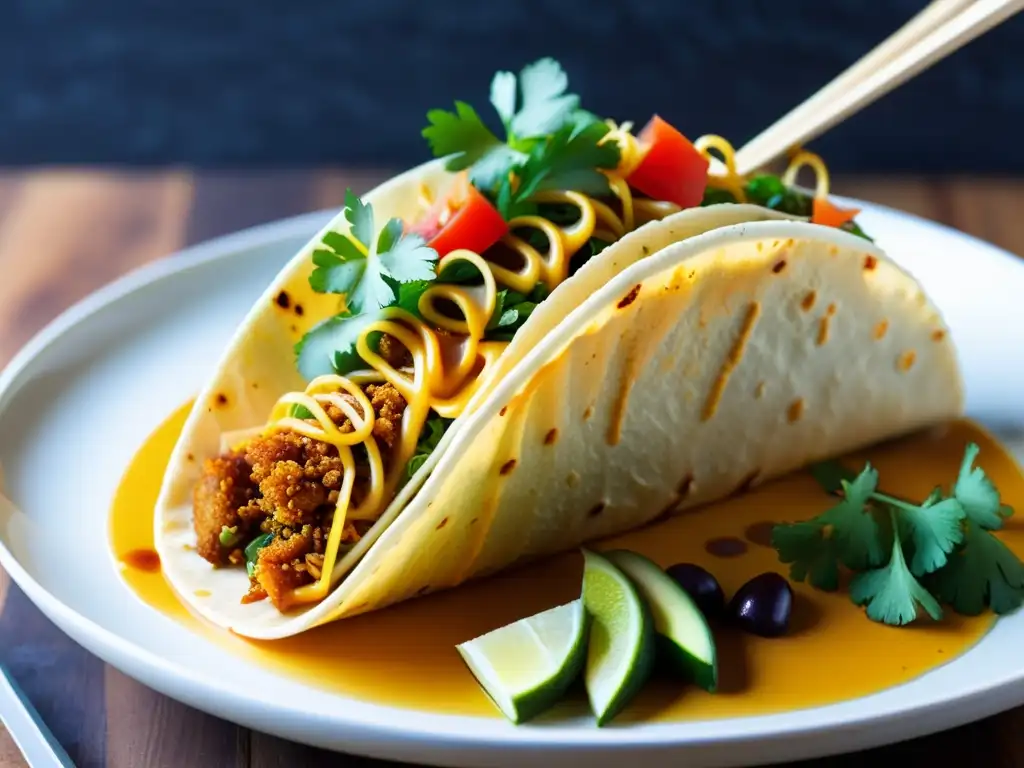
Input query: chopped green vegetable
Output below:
<box><xmin>485</xmin><ymin>283</ymin><xmax>550</xmax><ymax>341</ymax></box>
<box><xmin>244</xmin><ymin>533</ymin><xmax>274</xmax><ymax>578</ymax></box>
<box><xmin>219</xmin><ymin>525</ymin><xmax>241</xmax><ymax>548</ymax></box>
<box><xmin>849</xmin><ymin>511</ymin><xmax>943</xmax><ymax>626</ymax></box>
<box><xmin>287</xmin><ymin>404</ymin><xmax>315</xmax><ymax>420</ymax></box>
<box><xmin>405</xmin><ymin>415</ymin><xmax>455</xmax><ymax>480</ymax></box>
<box><xmin>309</xmin><ymin>190</ymin><xmax>438</xmax><ymax>315</ymax></box>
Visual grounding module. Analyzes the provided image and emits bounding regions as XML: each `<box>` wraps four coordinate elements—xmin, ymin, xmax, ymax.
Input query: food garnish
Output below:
<box><xmin>773</xmin><ymin>442</ymin><xmax>1024</xmax><ymax>625</ymax></box>
<box><xmin>727</xmin><ymin>572</ymin><xmax>793</xmax><ymax>638</ymax></box>
<box><xmin>456</xmin><ymin>600</ymin><xmax>588</xmax><ymax>724</ymax></box>
<box><xmin>581</xmin><ymin>549</ymin><xmax>655</xmax><ymax>726</ymax></box>
<box><xmin>665</xmin><ymin>562</ymin><xmax>726</xmax><ymax>620</ymax></box>
<box><xmin>604</xmin><ymin>550</ymin><xmax>718</xmax><ymax>692</ymax></box>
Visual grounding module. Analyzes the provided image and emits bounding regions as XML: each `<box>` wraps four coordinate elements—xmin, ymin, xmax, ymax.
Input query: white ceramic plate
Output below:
<box><xmin>2</xmin><ymin>200</ymin><xmax>1024</xmax><ymax>768</ymax></box>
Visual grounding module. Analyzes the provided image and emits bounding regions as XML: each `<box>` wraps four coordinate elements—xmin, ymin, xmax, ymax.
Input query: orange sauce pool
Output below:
<box><xmin>110</xmin><ymin>402</ymin><xmax>1024</xmax><ymax>722</ymax></box>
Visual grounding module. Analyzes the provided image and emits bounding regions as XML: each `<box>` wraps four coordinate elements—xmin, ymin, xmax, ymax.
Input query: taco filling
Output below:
<box><xmin>190</xmin><ymin>57</ymin><xmax>873</xmax><ymax>612</ymax></box>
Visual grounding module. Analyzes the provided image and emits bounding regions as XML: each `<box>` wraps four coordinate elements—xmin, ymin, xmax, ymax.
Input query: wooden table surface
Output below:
<box><xmin>0</xmin><ymin>171</ymin><xmax>1023</xmax><ymax>768</ymax></box>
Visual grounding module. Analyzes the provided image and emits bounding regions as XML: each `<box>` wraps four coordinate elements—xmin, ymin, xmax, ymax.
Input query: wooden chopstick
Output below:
<box><xmin>733</xmin><ymin>0</ymin><xmax>1023</xmax><ymax>176</ymax></box>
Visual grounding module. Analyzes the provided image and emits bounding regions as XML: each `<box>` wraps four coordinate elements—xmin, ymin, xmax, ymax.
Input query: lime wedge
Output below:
<box><xmin>604</xmin><ymin>549</ymin><xmax>718</xmax><ymax>692</ymax></box>
<box><xmin>581</xmin><ymin>549</ymin><xmax>655</xmax><ymax>725</ymax></box>
<box><xmin>456</xmin><ymin>600</ymin><xmax>588</xmax><ymax>724</ymax></box>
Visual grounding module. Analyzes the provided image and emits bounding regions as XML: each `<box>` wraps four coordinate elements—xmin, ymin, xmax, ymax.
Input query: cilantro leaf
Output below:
<box><xmin>510</xmin><ymin>58</ymin><xmax>579</xmax><ymax>138</ymax></box>
<box><xmin>308</xmin><ymin>191</ymin><xmax>439</xmax><ymax>315</ymax></box>
<box><xmin>772</xmin><ymin>521</ymin><xmax>841</xmax><ymax>591</ymax></box>
<box><xmin>295</xmin><ymin>311</ymin><xmax>383</xmax><ymax>379</ymax></box>
<box><xmin>514</xmin><ymin>121</ymin><xmax>620</xmax><ymax>201</ymax></box>
<box><xmin>818</xmin><ymin>465</ymin><xmax>888</xmax><ymax>570</ymax></box>
<box><xmin>891</xmin><ymin>495</ymin><xmax>966</xmax><ymax>576</ymax></box>
<box><xmin>850</xmin><ymin>526</ymin><xmax>943</xmax><ymax>626</ymax></box>
<box><xmin>490</xmin><ymin>70</ymin><xmax>517</xmax><ymax>127</ymax></box>
<box><xmin>405</xmin><ymin>415</ymin><xmax>455</xmax><ymax>480</ymax></box>
<box><xmin>809</xmin><ymin>460</ymin><xmax>857</xmax><ymax>496</ymax></box>
<box><xmin>954</xmin><ymin>442</ymin><xmax>1010</xmax><ymax>530</ymax></box>
<box><xmin>344</xmin><ymin>189</ymin><xmax>375</xmax><ymax>248</ymax></box>
<box><xmin>396</xmin><ymin>280</ymin><xmax>432</xmax><ymax>317</ymax></box>
<box><xmin>927</xmin><ymin>522</ymin><xmax>1024</xmax><ymax>615</ymax></box>
<box><xmin>423</xmin><ymin>58</ymin><xmax>590</xmax><ymax>195</ymax></box>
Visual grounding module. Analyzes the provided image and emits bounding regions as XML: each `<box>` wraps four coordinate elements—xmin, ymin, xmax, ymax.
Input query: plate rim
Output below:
<box><xmin>2</xmin><ymin>195</ymin><xmax>1024</xmax><ymax>765</ymax></box>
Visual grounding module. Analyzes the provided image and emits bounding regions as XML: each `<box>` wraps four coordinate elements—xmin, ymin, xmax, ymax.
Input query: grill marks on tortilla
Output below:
<box><xmin>499</xmin><ymin>459</ymin><xmax>517</xmax><ymax>475</ymax></box>
<box><xmin>898</xmin><ymin>351</ymin><xmax>917</xmax><ymax>372</ymax></box>
<box><xmin>617</xmin><ymin>284</ymin><xmax>642</xmax><ymax>309</ymax></box>
<box><xmin>874</xmin><ymin>320</ymin><xmax>889</xmax><ymax>340</ymax></box>
<box><xmin>787</xmin><ymin>398</ymin><xmax>804</xmax><ymax>423</ymax></box>
<box><xmin>544</xmin><ymin>428</ymin><xmax>558</xmax><ymax>445</ymax></box>
<box><xmin>816</xmin><ymin>303</ymin><xmax>837</xmax><ymax>346</ymax></box>
<box><xmin>275</xmin><ymin>290</ymin><xmax>291</xmax><ymax>309</ymax></box>
<box><xmin>702</xmin><ymin>301</ymin><xmax>761</xmax><ymax>421</ymax></box>
<box><xmin>800</xmin><ymin>291</ymin><xmax>817</xmax><ymax>312</ymax></box>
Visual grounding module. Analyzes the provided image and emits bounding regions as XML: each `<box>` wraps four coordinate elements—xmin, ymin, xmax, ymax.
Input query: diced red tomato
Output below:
<box><xmin>812</xmin><ymin>197</ymin><xmax>860</xmax><ymax>228</ymax></box>
<box><xmin>626</xmin><ymin>115</ymin><xmax>709</xmax><ymax>209</ymax></box>
<box><xmin>407</xmin><ymin>174</ymin><xmax>508</xmax><ymax>258</ymax></box>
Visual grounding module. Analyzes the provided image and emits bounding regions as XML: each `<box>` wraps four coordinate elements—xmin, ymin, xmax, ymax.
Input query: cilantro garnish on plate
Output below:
<box><xmin>295</xmin><ymin>190</ymin><xmax>440</xmax><ymax>379</ymax></box>
<box><xmin>772</xmin><ymin>442</ymin><xmax>1024</xmax><ymax>626</ymax></box>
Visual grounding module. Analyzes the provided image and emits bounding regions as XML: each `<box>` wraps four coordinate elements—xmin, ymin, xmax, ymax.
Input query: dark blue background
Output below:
<box><xmin>0</xmin><ymin>0</ymin><xmax>1020</xmax><ymax>172</ymax></box>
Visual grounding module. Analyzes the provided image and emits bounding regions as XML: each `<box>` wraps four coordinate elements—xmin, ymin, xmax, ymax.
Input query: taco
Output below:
<box><xmin>154</xmin><ymin>59</ymin><xmax>961</xmax><ymax>639</ymax></box>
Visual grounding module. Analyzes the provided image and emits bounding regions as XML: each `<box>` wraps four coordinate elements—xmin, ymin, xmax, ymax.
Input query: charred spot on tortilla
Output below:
<box><xmin>544</xmin><ymin>428</ymin><xmax>558</xmax><ymax>445</ymax></box>
<box><xmin>617</xmin><ymin>284</ymin><xmax>642</xmax><ymax>309</ymax></box>
<box><xmin>294</xmin><ymin>304</ymin><xmax>305</xmax><ymax>316</ymax></box>
<box><xmin>436</xmin><ymin>517</ymin><xmax>450</xmax><ymax>530</ymax></box>
<box><xmin>816</xmin><ymin>305</ymin><xmax>835</xmax><ymax>346</ymax></box>
<box><xmin>290</xmin><ymin>324</ymin><xmax>298</xmax><ymax>333</ymax></box>
<box><xmin>214</xmin><ymin>392</ymin><xmax>229</xmax><ymax>408</ymax></box>
<box><xmin>499</xmin><ymin>459</ymin><xmax>517</xmax><ymax>476</ymax></box>
<box><xmin>186</xmin><ymin>452</ymin><xmax>195</xmax><ymax>462</ymax></box>
<box><xmin>583</xmin><ymin>405</ymin><xmax>594</xmax><ymax>421</ymax></box>
<box><xmin>787</xmin><ymin>398</ymin><xmax>805</xmax><ymax>423</ymax></box>
<box><xmin>641</xmin><ymin>245</ymin><xmax>650</xmax><ymax>255</ymax></box>
<box><xmin>702</xmin><ymin>301</ymin><xmax>761</xmax><ymax>421</ymax></box>
<box><xmin>772</xmin><ymin>260</ymin><xmax>787</xmax><ymax>274</ymax></box>
<box><xmin>801</xmin><ymin>290</ymin><xmax>817</xmax><ymax>311</ymax></box>
<box><xmin>898</xmin><ymin>350</ymin><xmax>917</xmax><ymax>372</ymax></box>
<box><xmin>588</xmin><ymin>502</ymin><xmax>606</xmax><ymax>518</ymax></box>
<box><xmin>864</xmin><ymin>255</ymin><xmax>878</xmax><ymax>271</ymax></box>
<box><xmin>651</xmin><ymin>496</ymin><xmax>682</xmax><ymax>525</ymax></box>
<box><xmin>499</xmin><ymin>406</ymin><xmax>508</xmax><ymax>416</ymax></box>
<box><xmin>251</xmin><ymin>382</ymin><xmax>259</xmax><ymax>389</ymax></box>
<box><xmin>470</xmin><ymin>517</ymin><xmax>479</xmax><ymax>526</ymax></box>
<box><xmin>874</xmin><ymin>320</ymin><xmax>889</xmax><ymax>340</ymax></box>
<box><xmin>932</xmin><ymin>329</ymin><xmax>946</xmax><ymax>342</ymax></box>
<box><xmin>275</xmin><ymin>290</ymin><xmax>291</xmax><ymax>309</ymax></box>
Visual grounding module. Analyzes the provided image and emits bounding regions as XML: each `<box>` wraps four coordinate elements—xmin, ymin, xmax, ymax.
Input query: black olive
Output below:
<box><xmin>728</xmin><ymin>572</ymin><xmax>793</xmax><ymax>637</ymax></box>
<box><xmin>665</xmin><ymin>563</ymin><xmax>726</xmax><ymax>619</ymax></box>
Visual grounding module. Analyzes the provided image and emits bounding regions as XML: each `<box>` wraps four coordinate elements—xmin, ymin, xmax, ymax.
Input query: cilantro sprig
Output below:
<box><xmin>423</xmin><ymin>58</ymin><xmax>617</xmax><ymax>206</ymax></box>
<box><xmin>296</xmin><ymin>190</ymin><xmax>439</xmax><ymax>379</ymax></box>
<box><xmin>773</xmin><ymin>442</ymin><xmax>1024</xmax><ymax>626</ymax></box>
<box><xmin>309</xmin><ymin>190</ymin><xmax>438</xmax><ymax>315</ymax></box>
